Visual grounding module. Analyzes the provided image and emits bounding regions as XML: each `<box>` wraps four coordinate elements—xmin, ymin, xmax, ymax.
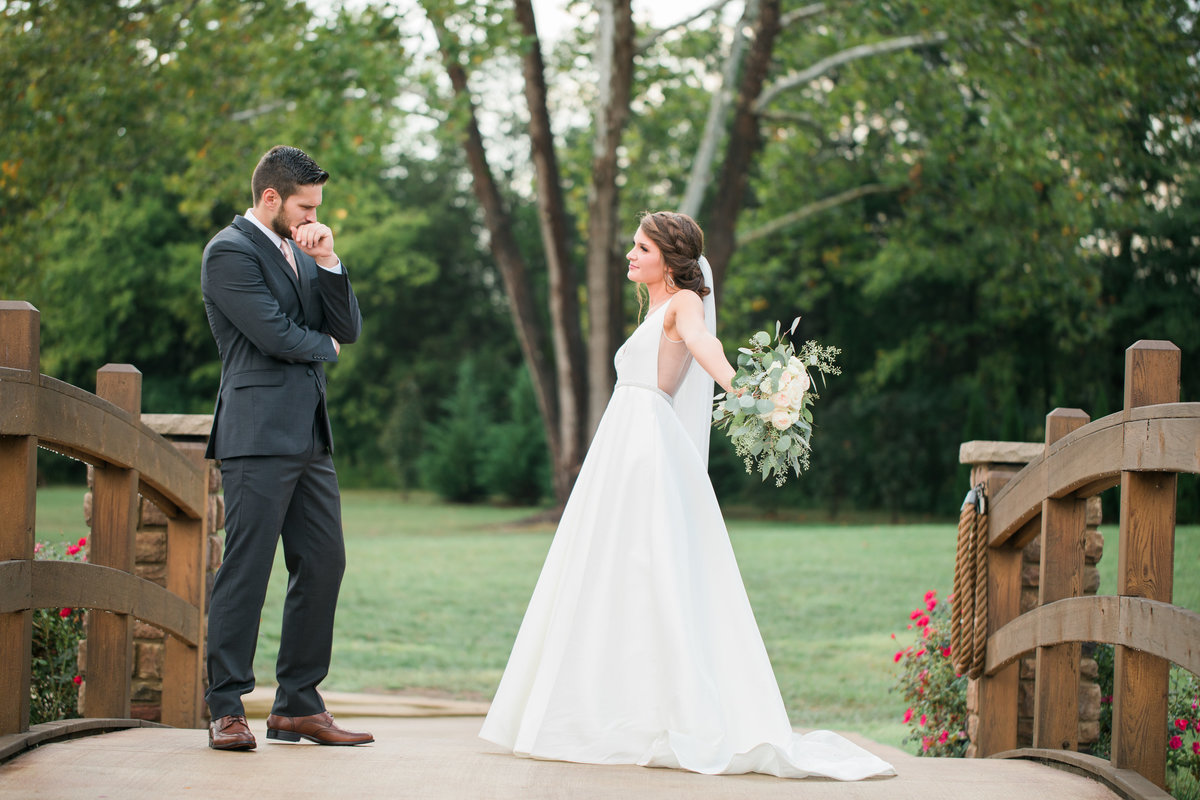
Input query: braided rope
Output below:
<box><xmin>950</xmin><ymin>484</ymin><xmax>989</xmax><ymax>679</ymax></box>
<box><xmin>951</xmin><ymin>489</ymin><xmax>978</xmax><ymax>677</ymax></box>
<box><xmin>970</xmin><ymin>487</ymin><xmax>989</xmax><ymax>679</ymax></box>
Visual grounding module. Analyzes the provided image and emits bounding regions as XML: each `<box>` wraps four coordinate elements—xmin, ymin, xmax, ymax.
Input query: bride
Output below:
<box><xmin>479</xmin><ymin>211</ymin><xmax>895</xmax><ymax>781</ymax></box>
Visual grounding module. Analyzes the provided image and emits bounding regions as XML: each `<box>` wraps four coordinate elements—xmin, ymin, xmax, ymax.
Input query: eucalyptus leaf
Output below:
<box><xmin>755</xmin><ymin>398</ymin><xmax>774</xmax><ymax>414</ymax></box>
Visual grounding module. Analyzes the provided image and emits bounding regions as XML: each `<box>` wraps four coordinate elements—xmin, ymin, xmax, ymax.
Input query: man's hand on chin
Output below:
<box><xmin>291</xmin><ymin>222</ymin><xmax>337</xmax><ymax>268</ymax></box>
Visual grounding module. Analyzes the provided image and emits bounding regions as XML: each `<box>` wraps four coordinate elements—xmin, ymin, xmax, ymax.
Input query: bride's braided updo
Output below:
<box><xmin>638</xmin><ymin>211</ymin><xmax>711</xmax><ymax>298</ymax></box>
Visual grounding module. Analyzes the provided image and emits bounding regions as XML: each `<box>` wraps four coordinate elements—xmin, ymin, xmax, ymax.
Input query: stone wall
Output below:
<box><xmin>80</xmin><ymin>414</ymin><xmax>222</xmax><ymax>722</ymax></box>
<box><xmin>959</xmin><ymin>441</ymin><xmax>1104</xmax><ymax>755</ymax></box>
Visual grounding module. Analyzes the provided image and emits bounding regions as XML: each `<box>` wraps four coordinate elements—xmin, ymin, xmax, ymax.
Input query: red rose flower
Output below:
<box><xmin>1169</xmin><ymin>735</ymin><xmax>1183</xmax><ymax>750</ymax></box>
<box><xmin>59</xmin><ymin>608</ymin><xmax>72</xmax><ymax>618</ymax></box>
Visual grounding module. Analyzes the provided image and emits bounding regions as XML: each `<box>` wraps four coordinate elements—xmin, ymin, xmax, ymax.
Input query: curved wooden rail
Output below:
<box><xmin>2</xmin><ymin>302</ymin><xmax>211</xmax><ymax>738</ymax></box>
<box><xmin>987</xmin><ymin>596</ymin><xmax>1200</xmax><ymax>677</ymax></box>
<box><xmin>0</xmin><ymin>561</ymin><xmax>200</xmax><ymax>646</ymax></box>
<box><xmin>0</xmin><ymin>368</ymin><xmax>206</xmax><ymax>519</ymax></box>
<box><xmin>988</xmin><ymin>403</ymin><xmax>1200</xmax><ymax>547</ymax></box>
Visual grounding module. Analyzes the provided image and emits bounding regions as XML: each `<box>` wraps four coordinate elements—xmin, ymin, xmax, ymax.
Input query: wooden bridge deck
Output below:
<box><xmin>0</xmin><ymin>693</ymin><xmax>1128</xmax><ymax>800</ymax></box>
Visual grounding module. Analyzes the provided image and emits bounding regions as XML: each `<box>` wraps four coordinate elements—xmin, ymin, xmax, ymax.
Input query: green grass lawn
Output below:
<box><xmin>33</xmin><ymin>485</ymin><xmax>1200</xmax><ymax>750</ymax></box>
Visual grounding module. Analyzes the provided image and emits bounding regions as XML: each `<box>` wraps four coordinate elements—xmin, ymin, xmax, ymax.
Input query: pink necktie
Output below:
<box><xmin>280</xmin><ymin>240</ymin><xmax>297</xmax><ymax>276</ymax></box>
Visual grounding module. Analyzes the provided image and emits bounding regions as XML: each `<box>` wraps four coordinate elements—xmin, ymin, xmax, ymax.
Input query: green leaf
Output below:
<box><xmin>755</xmin><ymin>398</ymin><xmax>775</xmax><ymax>414</ymax></box>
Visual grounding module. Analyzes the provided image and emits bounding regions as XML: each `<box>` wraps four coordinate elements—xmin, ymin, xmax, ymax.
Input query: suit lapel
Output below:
<box><xmin>232</xmin><ymin>216</ymin><xmax>303</xmax><ymax>295</ymax></box>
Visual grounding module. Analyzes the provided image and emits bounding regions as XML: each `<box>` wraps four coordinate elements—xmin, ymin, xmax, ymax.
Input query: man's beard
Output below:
<box><xmin>270</xmin><ymin>210</ymin><xmax>292</xmax><ymax>240</ymax></box>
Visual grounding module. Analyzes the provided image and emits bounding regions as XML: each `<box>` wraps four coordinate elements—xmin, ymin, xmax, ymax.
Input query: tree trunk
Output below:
<box><xmin>429</xmin><ymin>16</ymin><xmax>569</xmax><ymax>502</ymax></box>
<box><xmin>584</xmin><ymin>0</ymin><xmax>635</xmax><ymax>436</ymax></box>
<box><xmin>705</xmin><ymin>0</ymin><xmax>783</xmax><ymax>288</ymax></box>
<box><xmin>514</xmin><ymin>0</ymin><xmax>589</xmax><ymax>497</ymax></box>
<box><xmin>680</xmin><ymin>0</ymin><xmax>759</xmax><ymax>219</ymax></box>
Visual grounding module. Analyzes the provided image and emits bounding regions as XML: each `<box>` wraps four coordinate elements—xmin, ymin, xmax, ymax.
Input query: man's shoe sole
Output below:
<box><xmin>266</xmin><ymin>728</ymin><xmax>373</xmax><ymax>745</ymax></box>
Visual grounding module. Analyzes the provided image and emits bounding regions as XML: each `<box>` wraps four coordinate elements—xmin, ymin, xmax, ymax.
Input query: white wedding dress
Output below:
<box><xmin>479</xmin><ymin>288</ymin><xmax>895</xmax><ymax>781</ymax></box>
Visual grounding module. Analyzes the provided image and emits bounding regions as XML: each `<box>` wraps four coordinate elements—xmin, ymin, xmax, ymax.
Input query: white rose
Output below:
<box><xmin>770</xmin><ymin>391</ymin><xmax>791</xmax><ymax>410</ymax></box>
<box><xmin>784</xmin><ymin>381</ymin><xmax>804</xmax><ymax>408</ymax></box>
<box><xmin>769</xmin><ymin>408</ymin><xmax>793</xmax><ymax>430</ymax></box>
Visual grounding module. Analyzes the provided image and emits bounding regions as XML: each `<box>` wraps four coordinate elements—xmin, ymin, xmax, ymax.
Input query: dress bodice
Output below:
<box><xmin>614</xmin><ymin>300</ymin><xmax>693</xmax><ymax>397</ymax></box>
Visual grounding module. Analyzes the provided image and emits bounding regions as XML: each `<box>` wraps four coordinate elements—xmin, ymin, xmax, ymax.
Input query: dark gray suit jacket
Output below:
<box><xmin>201</xmin><ymin>215</ymin><xmax>362</xmax><ymax>460</ymax></box>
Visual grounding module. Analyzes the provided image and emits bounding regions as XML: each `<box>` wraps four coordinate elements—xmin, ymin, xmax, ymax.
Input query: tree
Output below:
<box><xmin>414</xmin><ymin>0</ymin><xmax>957</xmax><ymax>504</ymax></box>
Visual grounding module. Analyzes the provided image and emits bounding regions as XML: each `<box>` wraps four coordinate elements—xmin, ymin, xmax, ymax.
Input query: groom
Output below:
<box><xmin>200</xmin><ymin>145</ymin><xmax>370</xmax><ymax>750</ymax></box>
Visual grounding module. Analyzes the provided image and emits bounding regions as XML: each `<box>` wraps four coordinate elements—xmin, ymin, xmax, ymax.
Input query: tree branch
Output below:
<box><xmin>779</xmin><ymin>2</ymin><xmax>826</xmax><ymax>28</ymax></box>
<box><xmin>738</xmin><ymin>183</ymin><xmax>898</xmax><ymax>245</ymax></box>
<box><xmin>754</xmin><ymin>31</ymin><xmax>948</xmax><ymax>112</ymax></box>
<box><xmin>637</xmin><ymin>0</ymin><xmax>732</xmax><ymax>53</ymax></box>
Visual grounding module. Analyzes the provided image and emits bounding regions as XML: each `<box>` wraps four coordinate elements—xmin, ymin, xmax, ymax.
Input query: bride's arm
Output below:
<box><xmin>670</xmin><ymin>291</ymin><xmax>736</xmax><ymax>393</ymax></box>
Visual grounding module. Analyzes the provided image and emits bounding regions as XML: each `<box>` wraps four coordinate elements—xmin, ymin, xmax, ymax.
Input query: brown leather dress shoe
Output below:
<box><xmin>265</xmin><ymin>711</ymin><xmax>374</xmax><ymax>745</ymax></box>
<box><xmin>209</xmin><ymin>714</ymin><xmax>256</xmax><ymax>751</ymax></box>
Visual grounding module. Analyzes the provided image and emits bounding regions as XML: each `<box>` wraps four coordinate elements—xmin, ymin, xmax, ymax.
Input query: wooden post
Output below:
<box><xmin>84</xmin><ymin>364</ymin><xmax>142</xmax><ymax>719</ymax></box>
<box><xmin>976</xmin><ymin>541</ymin><xmax>1022</xmax><ymax>755</ymax></box>
<box><xmin>161</xmin><ymin>442</ymin><xmax>209</xmax><ymax>728</ymax></box>
<box><xmin>1033</xmin><ymin>408</ymin><xmax>1089</xmax><ymax>751</ymax></box>
<box><xmin>0</xmin><ymin>302</ymin><xmax>40</xmax><ymax>735</ymax></box>
<box><xmin>1112</xmin><ymin>340</ymin><xmax>1180</xmax><ymax>789</ymax></box>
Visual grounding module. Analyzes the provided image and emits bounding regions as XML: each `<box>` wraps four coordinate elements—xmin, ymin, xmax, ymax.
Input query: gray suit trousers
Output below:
<box><xmin>205</xmin><ymin>426</ymin><xmax>346</xmax><ymax>719</ymax></box>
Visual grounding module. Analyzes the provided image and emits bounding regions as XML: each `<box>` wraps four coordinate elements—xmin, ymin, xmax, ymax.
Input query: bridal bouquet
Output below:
<box><xmin>712</xmin><ymin>318</ymin><xmax>840</xmax><ymax>486</ymax></box>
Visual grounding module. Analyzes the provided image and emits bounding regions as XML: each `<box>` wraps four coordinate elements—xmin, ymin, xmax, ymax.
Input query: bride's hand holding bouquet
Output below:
<box><xmin>712</xmin><ymin>318</ymin><xmax>840</xmax><ymax>486</ymax></box>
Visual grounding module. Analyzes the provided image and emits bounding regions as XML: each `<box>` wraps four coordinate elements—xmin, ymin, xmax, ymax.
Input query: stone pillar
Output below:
<box><xmin>958</xmin><ymin>441</ymin><xmax>1104</xmax><ymax>755</ymax></box>
<box><xmin>82</xmin><ymin>414</ymin><xmax>222</xmax><ymax>722</ymax></box>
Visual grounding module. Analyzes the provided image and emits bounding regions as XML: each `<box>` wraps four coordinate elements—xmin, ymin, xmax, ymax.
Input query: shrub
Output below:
<box><xmin>419</xmin><ymin>358</ymin><xmax>491</xmax><ymax>502</ymax></box>
<box><xmin>30</xmin><ymin>538</ymin><xmax>87</xmax><ymax>725</ymax></box>
<box><xmin>479</xmin><ymin>366</ymin><xmax>548</xmax><ymax>504</ymax></box>
<box><xmin>891</xmin><ymin>589</ymin><xmax>969</xmax><ymax>757</ymax></box>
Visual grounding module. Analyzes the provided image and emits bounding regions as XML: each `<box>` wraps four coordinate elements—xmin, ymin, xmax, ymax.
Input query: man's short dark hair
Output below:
<box><xmin>251</xmin><ymin>145</ymin><xmax>329</xmax><ymax>204</ymax></box>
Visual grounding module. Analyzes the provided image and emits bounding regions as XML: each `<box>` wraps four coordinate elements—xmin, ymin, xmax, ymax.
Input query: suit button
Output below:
<box><xmin>307</xmin><ymin>369</ymin><xmax>314</xmax><ymax>376</ymax></box>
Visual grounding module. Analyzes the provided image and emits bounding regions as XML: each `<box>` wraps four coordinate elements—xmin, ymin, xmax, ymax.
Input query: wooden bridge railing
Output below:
<box><xmin>967</xmin><ymin>340</ymin><xmax>1199</xmax><ymax>797</ymax></box>
<box><xmin>0</xmin><ymin>301</ymin><xmax>210</xmax><ymax>739</ymax></box>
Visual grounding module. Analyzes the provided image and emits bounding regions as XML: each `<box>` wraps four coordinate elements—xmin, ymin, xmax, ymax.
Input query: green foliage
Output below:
<box><xmin>419</xmin><ymin>356</ymin><xmax>496</xmax><ymax>503</ymax></box>
<box><xmin>7</xmin><ymin>0</ymin><xmax>1200</xmax><ymax>518</ymax></box>
<box><xmin>891</xmin><ymin>589</ymin><xmax>969</xmax><ymax>756</ymax></box>
<box><xmin>30</xmin><ymin>538</ymin><xmax>88</xmax><ymax>725</ymax></box>
<box><xmin>479</xmin><ymin>365</ymin><xmax>550</xmax><ymax>504</ymax></box>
